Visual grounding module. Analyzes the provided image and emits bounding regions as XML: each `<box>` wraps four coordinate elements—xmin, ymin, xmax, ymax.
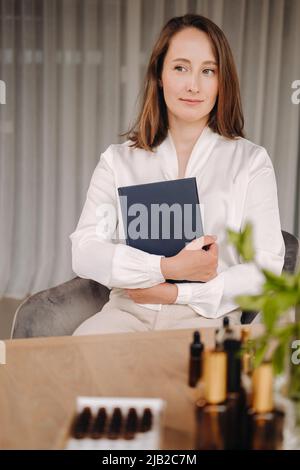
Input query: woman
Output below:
<box><xmin>70</xmin><ymin>14</ymin><xmax>285</xmax><ymax>335</ymax></box>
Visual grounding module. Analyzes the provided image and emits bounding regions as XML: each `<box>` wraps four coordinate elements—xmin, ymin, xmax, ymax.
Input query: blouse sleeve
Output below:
<box><xmin>174</xmin><ymin>148</ymin><xmax>285</xmax><ymax>318</ymax></box>
<box><xmin>69</xmin><ymin>147</ymin><xmax>165</xmax><ymax>289</ymax></box>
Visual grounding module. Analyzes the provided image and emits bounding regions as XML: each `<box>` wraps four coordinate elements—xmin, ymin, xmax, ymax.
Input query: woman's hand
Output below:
<box><xmin>160</xmin><ymin>235</ymin><xmax>219</xmax><ymax>282</ymax></box>
<box><xmin>125</xmin><ymin>282</ymin><xmax>178</xmax><ymax>304</ymax></box>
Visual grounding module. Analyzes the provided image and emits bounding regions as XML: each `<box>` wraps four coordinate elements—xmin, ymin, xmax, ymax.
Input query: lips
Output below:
<box><xmin>180</xmin><ymin>98</ymin><xmax>203</xmax><ymax>103</ymax></box>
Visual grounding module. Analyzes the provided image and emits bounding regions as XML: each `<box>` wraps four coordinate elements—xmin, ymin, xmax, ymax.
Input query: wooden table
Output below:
<box><xmin>0</xmin><ymin>326</ymin><xmax>261</xmax><ymax>450</ymax></box>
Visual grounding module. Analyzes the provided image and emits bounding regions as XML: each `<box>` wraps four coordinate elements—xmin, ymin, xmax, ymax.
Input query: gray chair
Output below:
<box><xmin>241</xmin><ymin>230</ymin><xmax>299</xmax><ymax>324</ymax></box>
<box><xmin>11</xmin><ymin>230</ymin><xmax>299</xmax><ymax>338</ymax></box>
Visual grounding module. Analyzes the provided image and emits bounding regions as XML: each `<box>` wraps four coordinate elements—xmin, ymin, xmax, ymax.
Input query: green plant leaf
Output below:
<box><xmin>297</xmin><ymin>273</ymin><xmax>300</xmax><ymax>302</ymax></box>
<box><xmin>273</xmin><ymin>324</ymin><xmax>298</xmax><ymax>341</ymax></box>
<box><xmin>262</xmin><ymin>269</ymin><xmax>297</xmax><ymax>292</ymax></box>
<box><xmin>272</xmin><ymin>342</ymin><xmax>286</xmax><ymax>375</ymax></box>
<box><xmin>261</xmin><ymin>297</ymin><xmax>279</xmax><ymax>331</ymax></box>
<box><xmin>253</xmin><ymin>342</ymin><xmax>268</xmax><ymax>368</ymax></box>
<box><xmin>274</xmin><ymin>291</ymin><xmax>298</xmax><ymax>312</ymax></box>
<box><xmin>227</xmin><ymin>220</ymin><xmax>300</xmax><ymax>377</ymax></box>
<box><xmin>235</xmin><ymin>294</ymin><xmax>266</xmax><ymax>311</ymax></box>
<box><xmin>227</xmin><ymin>222</ymin><xmax>255</xmax><ymax>262</ymax></box>
<box><xmin>240</xmin><ymin>223</ymin><xmax>255</xmax><ymax>262</ymax></box>
<box><xmin>227</xmin><ymin>229</ymin><xmax>240</xmax><ymax>247</ymax></box>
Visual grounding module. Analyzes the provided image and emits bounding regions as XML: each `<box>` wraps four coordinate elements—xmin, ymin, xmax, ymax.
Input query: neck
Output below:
<box><xmin>168</xmin><ymin>117</ymin><xmax>208</xmax><ymax>153</ymax></box>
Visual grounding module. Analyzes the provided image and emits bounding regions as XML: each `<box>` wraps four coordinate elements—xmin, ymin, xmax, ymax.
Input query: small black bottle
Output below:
<box><xmin>224</xmin><ymin>337</ymin><xmax>247</xmax><ymax>449</ymax></box>
<box><xmin>246</xmin><ymin>362</ymin><xmax>285</xmax><ymax>450</ymax></box>
<box><xmin>188</xmin><ymin>331</ymin><xmax>204</xmax><ymax>387</ymax></box>
<box><xmin>195</xmin><ymin>350</ymin><xmax>228</xmax><ymax>450</ymax></box>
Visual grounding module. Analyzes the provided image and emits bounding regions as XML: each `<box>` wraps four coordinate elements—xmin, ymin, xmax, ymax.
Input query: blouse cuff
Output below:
<box><xmin>147</xmin><ymin>254</ymin><xmax>166</xmax><ymax>284</ymax></box>
<box><xmin>175</xmin><ymin>283</ymin><xmax>193</xmax><ymax>304</ymax></box>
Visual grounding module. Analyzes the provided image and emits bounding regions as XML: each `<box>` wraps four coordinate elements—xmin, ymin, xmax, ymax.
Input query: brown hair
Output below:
<box><xmin>120</xmin><ymin>13</ymin><xmax>245</xmax><ymax>151</ymax></box>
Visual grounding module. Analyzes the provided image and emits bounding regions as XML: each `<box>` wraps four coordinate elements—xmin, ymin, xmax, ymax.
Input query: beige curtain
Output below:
<box><xmin>0</xmin><ymin>0</ymin><xmax>299</xmax><ymax>298</ymax></box>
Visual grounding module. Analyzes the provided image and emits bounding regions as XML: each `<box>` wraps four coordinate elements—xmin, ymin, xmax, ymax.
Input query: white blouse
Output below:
<box><xmin>69</xmin><ymin>125</ymin><xmax>285</xmax><ymax>319</ymax></box>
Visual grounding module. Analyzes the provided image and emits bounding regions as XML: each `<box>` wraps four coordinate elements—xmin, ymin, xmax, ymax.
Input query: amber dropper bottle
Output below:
<box><xmin>71</xmin><ymin>407</ymin><xmax>92</xmax><ymax>439</ymax></box>
<box><xmin>246</xmin><ymin>362</ymin><xmax>285</xmax><ymax>450</ymax></box>
<box><xmin>107</xmin><ymin>407</ymin><xmax>123</xmax><ymax>440</ymax></box>
<box><xmin>215</xmin><ymin>317</ymin><xmax>236</xmax><ymax>350</ymax></box>
<box><xmin>91</xmin><ymin>407</ymin><xmax>107</xmax><ymax>439</ymax></box>
<box><xmin>195</xmin><ymin>350</ymin><xmax>228</xmax><ymax>450</ymax></box>
<box><xmin>188</xmin><ymin>331</ymin><xmax>204</xmax><ymax>387</ymax></box>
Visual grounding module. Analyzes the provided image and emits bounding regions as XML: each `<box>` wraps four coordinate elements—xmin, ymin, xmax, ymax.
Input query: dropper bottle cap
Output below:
<box><xmin>190</xmin><ymin>331</ymin><xmax>204</xmax><ymax>357</ymax></box>
<box><xmin>222</xmin><ymin>316</ymin><xmax>236</xmax><ymax>341</ymax></box>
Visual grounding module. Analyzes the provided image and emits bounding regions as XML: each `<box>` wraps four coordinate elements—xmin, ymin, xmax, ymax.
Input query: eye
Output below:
<box><xmin>203</xmin><ymin>69</ymin><xmax>216</xmax><ymax>76</ymax></box>
<box><xmin>174</xmin><ymin>65</ymin><xmax>187</xmax><ymax>72</ymax></box>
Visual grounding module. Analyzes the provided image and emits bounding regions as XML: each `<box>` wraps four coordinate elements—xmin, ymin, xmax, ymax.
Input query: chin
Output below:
<box><xmin>176</xmin><ymin>113</ymin><xmax>206</xmax><ymax>123</ymax></box>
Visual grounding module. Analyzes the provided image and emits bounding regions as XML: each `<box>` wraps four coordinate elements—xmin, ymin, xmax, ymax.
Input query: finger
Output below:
<box><xmin>185</xmin><ymin>235</ymin><xmax>217</xmax><ymax>251</ymax></box>
<box><xmin>185</xmin><ymin>236</ymin><xmax>205</xmax><ymax>251</ymax></box>
<box><xmin>203</xmin><ymin>235</ymin><xmax>217</xmax><ymax>246</ymax></box>
<box><xmin>208</xmin><ymin>242</ymin><xmax>219</xmax><ymax>257</ymax></box>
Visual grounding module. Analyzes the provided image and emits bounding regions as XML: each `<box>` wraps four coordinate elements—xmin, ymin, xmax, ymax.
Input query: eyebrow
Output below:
<box><xmin>172</xmin><ymin>58</ymin><xmax>218</xmax><ymax>66</ymax></box>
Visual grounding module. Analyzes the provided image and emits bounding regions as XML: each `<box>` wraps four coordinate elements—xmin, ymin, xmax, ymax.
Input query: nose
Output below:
<box><xmin>186</xmin><ymin>75</ymin><xmax>200</xmax><ymax>94</ymax></box>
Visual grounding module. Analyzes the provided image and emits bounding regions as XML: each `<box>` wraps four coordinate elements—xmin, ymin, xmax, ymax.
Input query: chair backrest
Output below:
<box><xmin>241</xmin><ymin>230</ymin><xmax>299</xmax><ymax>324</ymax></box>
<box><xmin>11</xmin><ymin>277</ymin><xmax>110</xmax><ymax>338</ymax></box>
<box><xmin>282</xmin><ymin>230</ymin><xmax>300</xmax><ymax>273</ymax></box>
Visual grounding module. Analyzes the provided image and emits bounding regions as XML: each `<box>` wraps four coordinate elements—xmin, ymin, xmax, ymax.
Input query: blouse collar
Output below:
<box><xmin>155</xmin><ymin>125</ymin><xmax>219</xmax><ymax>180</ymax></box>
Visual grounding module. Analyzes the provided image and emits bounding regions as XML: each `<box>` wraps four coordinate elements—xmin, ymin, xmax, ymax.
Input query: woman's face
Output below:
<box><xmin>160</xmin><ymin>27</ymin><xmax>219</xmax><ymax>127</ymax></box>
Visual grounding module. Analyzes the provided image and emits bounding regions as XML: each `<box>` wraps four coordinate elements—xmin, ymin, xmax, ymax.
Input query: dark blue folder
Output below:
<box><xmin>118</xmin><ymin>177</ymin><xmax>204</xmax><ymax>283</ymax></box>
